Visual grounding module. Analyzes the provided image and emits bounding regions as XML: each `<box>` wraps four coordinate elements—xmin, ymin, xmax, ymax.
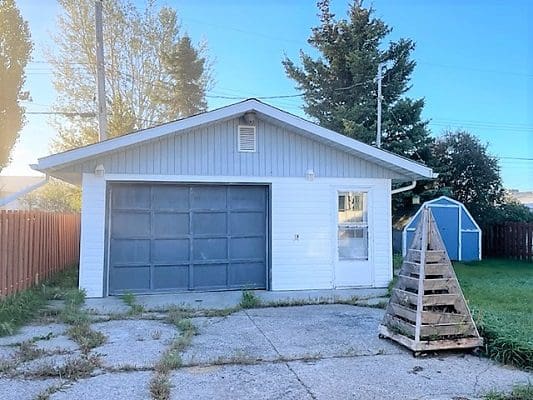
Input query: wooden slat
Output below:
<box><xmin>423</xmin><ymin>294</ymin><xmax>457</xmax><ymax>307</ymax></box>
<box><xmin>0</xmin><ymin>211</ymin><xmax>81</xmax><ymax>299</ymax></box>
<box><xmin>388</xmin><ymin>302</ymin><xmax>416</xmax><ymax>323</ymax></box>
<box><xmin>421</xmin><ymin>323</ymin><xmax>476</xmax><ymax>338</ymax></box>
<box><xmin>421</xmin><ymin>311</ymin><xmax>469</xmax><ymax>325</ymax></box>
<box><xmin>401</xmin><ymin>261</ymin><xmax>450</xmax><ymax>277</ymax></box>
<box><xmin>398</xmin><ymin>275</ymin><xmax>452</xmax><ymax>292</ymax></box>
<box><xmin>409</xmin><ymin>249</ymin><xmax>446</xmax><ymax>263</ymax></box>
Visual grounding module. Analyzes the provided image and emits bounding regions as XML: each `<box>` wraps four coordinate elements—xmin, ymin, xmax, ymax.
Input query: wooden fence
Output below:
<box><xmin>483</xmin><ymin>222</ymin><xmax>533</xmax><ymax>262</ymax></box>
<box><xmin>0</xmin><ymin>210</ymin><xmax>81</xmax><ymax>298</ymax></box>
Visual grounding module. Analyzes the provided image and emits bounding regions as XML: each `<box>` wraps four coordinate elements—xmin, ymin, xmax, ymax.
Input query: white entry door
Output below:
<box><xmin>334</xmin><ymin>190</ymin><xmax>373</xmax><ymax>287</ymax></box>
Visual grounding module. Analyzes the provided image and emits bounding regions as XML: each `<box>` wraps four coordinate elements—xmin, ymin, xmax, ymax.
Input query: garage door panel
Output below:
<box><xmin>193</xmin><ymin>238</ymin><xmax>227</xmax><ymax>261</ymax></box>
<box><xmin>229</xmin><ymin>262</ymin><xmax>265</xmax><ymax>287</ymax></box>
<box><xmin>153</xmin><ymin>213</ymin><xmax>189</xmax><ymax>236</ymax></box>
<box><xmin>109</xmin><ymin>184</ymin><xmax>267</xmax><ymax>294</ymax></box>
<box><xmin>192</xmin><ymin>212</ymin><xmax>226</xmax><ymax>235</ymax></box>
<box><xmin>230</xmin><ymin>237</ymin><xmax>265</xmax><ymax>259</ymax></box>
<box><xmin>152</xmin><ymin>239</ymin><xmax>189</xmax><ymax>263</ymax></box>
<box><xmin>113</xmin><ymin>185</ymin><xmax>150</xmax><ymax>209</ymax></box>
<box><xmin>152</xmin><ymin>186</ymin><xmax>189</xmax><ymax>210</ymax></box>
<box><xmin>110</xmin><ymin>239</ymin><xmax>150</xmax><ymax>263</ymax></box>
<box><xmin>229</xmin><ymin>186</ymin><xmax>265</xmax><ymax>209</ymax></box>
<box><xmin>153</xmin><ymin>265</ymin><xmax>189</xmax><ymax>290</ymax></box>
<box><xmin>193</xmin><ymin>264</ymin><xmax>227</xmax><ymax>288</ymax></box>
<box><xmin>229</xmin><ymin>212</ymin><xmax>264</xmax><ymax>235</ymax></box>
<box><xmin>112</xmin><ymin>212</ymin><xmax>150</xmax><ymax>237</ymax></box>
<box><xmin>191</xmin><ymin>186</ymin><xmax>226</xmax><ymax>209</ymax></box>
<box><xmin>111</xmin><ymin>265</ymin><xmax>151</xmax><ymax>291</ymax></box>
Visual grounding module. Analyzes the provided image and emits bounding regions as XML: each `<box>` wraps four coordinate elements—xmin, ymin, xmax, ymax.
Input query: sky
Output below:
<box><xmin>4</xmin><ymin>0</ymin><xmax>533</xmax><ymax>191</ymax></box>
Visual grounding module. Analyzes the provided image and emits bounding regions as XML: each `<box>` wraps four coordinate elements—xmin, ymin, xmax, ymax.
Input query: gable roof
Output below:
<box><xmin>33</xmin><ymin>99</ymin><xmax>435</xmax><ymax>180</ymax></box>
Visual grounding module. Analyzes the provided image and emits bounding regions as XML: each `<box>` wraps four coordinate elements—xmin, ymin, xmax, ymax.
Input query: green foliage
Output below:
<box><xmin>0</xmin><ymin>0</ymin><xmax>33</xmax><ymax>171</ymax></box>
<box><xmin>0</xmin><ymin>266</ymin><xmax>78</xmax><ymax>336</ymax></box>
<box><xmin>283</xmin><ymin>0</ymin><xmax>432</xmax><ymax>162</ymax></box>
<box><xmin>49</xmin><ymin>0</ymin><xmax>212</xmax><ymax>152</ymax></box>
<box><xmin>21</xmin><ymin>178</ymin><xmax>81</xmax><ymax>213</ymax></box>
<box><xmin>454</xmin><ymin>260</ymin><xmax>532</xmax><ymax>370</ymax></box>
<box><xmin>484</xmin><ymin>385</ymin><xmax>533</xmax><ymax>400</ymax></box>
<box><xmin>483</xmin><ymin>200</ymin><xmax>533</xmax><ymax>225</ymax></box>
<box><xmin>120</xmin><ymin>291</ymin><xmax>144</xmax><ymax>314</ymax></box>
<box><xmin>240</xmin><ymin>290</ymin><xmax>261</xmax><ymax>309</ymax></box>
<box><xmin>430</xmin><ymin>131</ymin><xmax>504</xmax><ymax>226</ymax></box>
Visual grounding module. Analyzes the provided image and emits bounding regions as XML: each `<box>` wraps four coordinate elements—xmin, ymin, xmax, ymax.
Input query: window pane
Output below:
<box><xmin>338</xmin><ymin>192</ymin><xmax>367</xmax><ymax>224</ymax></box>
<box><xmin>338</xmin><ymin>227</ymin><xmax>368</xmax><ymax>260</ymax></box>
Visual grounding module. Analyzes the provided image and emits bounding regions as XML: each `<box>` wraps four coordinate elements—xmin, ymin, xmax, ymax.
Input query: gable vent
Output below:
<box><xmin>238</xmin><ymin>125</ymin><xmax>256</xmax><ymax>152</ymax></box>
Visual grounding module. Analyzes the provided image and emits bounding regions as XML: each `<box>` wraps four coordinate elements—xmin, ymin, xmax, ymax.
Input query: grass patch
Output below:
<box><xmin>240</xmin><ymin>290</ymin><xmax>261</xmax><ymax>309</ymax></box>
<box><xmin>484</xmin><ymin>384</ymin><xmax>533</xmax><ymax>400</ymax></box>
<box><xmin>454</xmin><ymin>259</ymin><xmax>532</xmax><ymax>370</ymax></box>
<box><xmin>0</xmin><ymin>266</ymin><xmax>78</xmax><ymax>336</ymax></box>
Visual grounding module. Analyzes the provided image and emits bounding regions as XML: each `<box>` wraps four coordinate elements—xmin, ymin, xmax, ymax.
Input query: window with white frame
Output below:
<box><xmin>338</xmin><ymin>192</ymin><xmax>368</xmax><ymax>260</ymax></box>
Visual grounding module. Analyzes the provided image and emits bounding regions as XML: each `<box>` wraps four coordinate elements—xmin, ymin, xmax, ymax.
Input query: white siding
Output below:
<box><xmin>79</xmin><ymin>173</ymin><xmax>106</xmax><ymax>297</ymax></box>
<box><xmin>72</xmin><ymin>117</ymin><xmax>409</xmax><ymax>180</ymax></box>
<box><xmin>79</xmin><ymin>174</ymin><xmax>393</xmax><ymax>296</ymax></box>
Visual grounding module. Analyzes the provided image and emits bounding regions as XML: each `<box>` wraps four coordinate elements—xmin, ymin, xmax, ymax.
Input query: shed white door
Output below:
<box><xmin>334</xmin><ymin>191</ymin><xmax>372</xmax><ymax>287</ymax></box>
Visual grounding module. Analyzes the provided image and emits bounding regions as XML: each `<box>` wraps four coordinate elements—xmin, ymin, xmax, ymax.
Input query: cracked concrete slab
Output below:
<box><xmin>288</xmin><ymin>353</ymin><xmax>532</xmax><ymax>400</ymax></box>
<box><xmin>170</xmin><ymin>363</ymin><xmax>314</xmax><ymax>400</ymax></box>
<box><xmin>0</xmin><ymin>323</ymin><xmax>68</xmax><ymax>346</ymax></box>
<box><xmin>181</xmin><ymin>314</ymin><xmax>279</xmax><ymax>366</ymax></box>
<box><xmin>33</xmin><ymin>335</ymin><xmax>79</xmax><ymax>352</ymax></box>
<box><xmin>91</xmin><ymin>319</ymin><xmax>176</xmax><ymax>368</ymax></box>
<box><xmin>245</xmin><ymin>305</ymin><xmax>402</xmax><ymax>358</ymax></box>
<box><xmin>0</xmin><ymin>377</ymin><xmax>61</xmax><ymax>400</ymax></box>
<box><xmin>50</xmin><ymin>371</ymin><xmax>152</xmax><ymax>400</ymax></box>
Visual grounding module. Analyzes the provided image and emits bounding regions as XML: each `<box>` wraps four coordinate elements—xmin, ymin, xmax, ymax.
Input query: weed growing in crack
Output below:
<box><xmin>17</xmin><ymin>341</ymin><xmax>45</xmax><ymax>362</ymax></box>
<box><xmin>240</xmin><ymin>290</ymin><xmax>261</xmax><ymax>309</ymax></box>
<box><xmin>121</xmin><ymin>291</ymin><xmax>145</xmax><ymax>315</ymax></box>
<box><xmin>26</xmin><ymin>354</ymin><xmax>101</xmax><ymax>380</ymax></box>
<box><xmin>67</xmin><ymin>323</ymin><xmax>106</xmax><ymax>353</ymax></box>
<box><xmin>150</xmin><ymin>373</ymin><xmax>172</xmax><ymax>400</ymax></box>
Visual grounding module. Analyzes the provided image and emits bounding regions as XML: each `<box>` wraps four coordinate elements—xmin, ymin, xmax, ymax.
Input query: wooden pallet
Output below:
<box><xmin>379</xmin><ymin>206</ymin><xmax>483</xmax><ymax>353</ymax></box>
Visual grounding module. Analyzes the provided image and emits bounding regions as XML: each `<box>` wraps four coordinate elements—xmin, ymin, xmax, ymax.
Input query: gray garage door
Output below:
<box><xmin>108</xmin><ymin>183</ymin><xmax>268</xmax><ymax>294</ymax></box>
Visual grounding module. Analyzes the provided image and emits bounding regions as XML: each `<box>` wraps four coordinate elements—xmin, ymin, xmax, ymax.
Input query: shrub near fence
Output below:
<box><xmin>0</xmin><ymin>210</ymin><xmax>81</xmax><ymax>298</ymax></box>
<box><xmin>483</xmin><ymin>222</ymin><xmax>533</xmax><ymax>262</ymax></box>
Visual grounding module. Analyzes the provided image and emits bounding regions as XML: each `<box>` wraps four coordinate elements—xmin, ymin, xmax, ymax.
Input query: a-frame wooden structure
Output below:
<box><xmin>379</xmin><ymin>206</ymin><xmax>483</xmax><ymax>353</ymax></box>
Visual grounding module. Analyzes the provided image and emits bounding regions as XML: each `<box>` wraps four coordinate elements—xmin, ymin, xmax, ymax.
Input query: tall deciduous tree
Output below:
<box><xmin>0</xmin><ymin>0</ymin><xmax>32</xmax><ymax>171</ymax></box>
<box><xmin>48</xmin><ymin>0</ymin><xmax>211</xmax><ymax>152</ymax></box>
<box><xmin>431</xmin><ymin>130</ymin><xmax>505</xmax><ymax>226</ymax></box>
<box><xmin>283</xmin><ymin>0</ymin><xmax>432</xmax><ymax>162</ymax></box>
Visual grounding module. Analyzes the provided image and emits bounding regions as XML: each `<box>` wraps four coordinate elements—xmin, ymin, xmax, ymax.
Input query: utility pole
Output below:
<box><xmin>95</xmin><ymin>0</ymin><xmax>107</xmax><ymax>141</ymax></box>
<box><xmin>376</xmin><ymin>62</ymin><xmax>386</xmax><ymax>148</ymax></box>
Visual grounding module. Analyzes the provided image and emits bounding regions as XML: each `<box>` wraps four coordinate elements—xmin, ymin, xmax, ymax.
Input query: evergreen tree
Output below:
<box><xmin>157</xmin><ymin>35</ymin><xmax>210</xmax><ymax>118</ymax></box>
<box><xmin>283</xmin><ymin>0</ymin><xmax>432</xmax><ymax>162</ymax></box>
<box><xmin>0</xmin><ymin>0</ymin><xmax>32</xmax><ymax>171</ymax></box>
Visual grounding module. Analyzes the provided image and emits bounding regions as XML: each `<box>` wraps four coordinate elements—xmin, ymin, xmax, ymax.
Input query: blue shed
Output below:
<box><xmin>402</xmin><ymin>196</ymin><xmax>482</xmax><ymax>261</ymax></box>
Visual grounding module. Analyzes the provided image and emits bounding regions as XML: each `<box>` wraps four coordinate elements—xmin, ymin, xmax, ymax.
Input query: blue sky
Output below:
<box><xmin>5</xmin><ymin>0</ymin><xmax>532</xmax><ymax>190</ymax></box>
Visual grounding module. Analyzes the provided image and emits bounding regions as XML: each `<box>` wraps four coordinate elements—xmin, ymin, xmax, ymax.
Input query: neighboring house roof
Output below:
<box><xmin>508</xmin><ymin>190</ymin><xmax>533</xmax><ymax>210</ymax></box>
<box><xmin>33</xmin><ymin>99</ymin><xmax>435</xmax><ymax>182</ymax></box>
<box><xmin>0</xmin><ymin>175</ymin><xmax>44</xmax><ymax>195</ymax></box>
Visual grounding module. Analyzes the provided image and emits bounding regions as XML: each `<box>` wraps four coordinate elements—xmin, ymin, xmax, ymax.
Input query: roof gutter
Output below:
<box><xmin>0</xmin><ymin>175</ymin><xmax>49</xmax><ymax>208</ymax></box>
<box><xmin>391</xmin><ymin>180</ymin><xmax>416</xmax><ymax>195</ymax></box>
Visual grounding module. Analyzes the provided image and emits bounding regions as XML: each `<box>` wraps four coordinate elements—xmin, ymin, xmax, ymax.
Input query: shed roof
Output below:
<box><xmin>33</xmin><ymin>99</ymin><xmax>435</xmax><ymax>182</ymax></box>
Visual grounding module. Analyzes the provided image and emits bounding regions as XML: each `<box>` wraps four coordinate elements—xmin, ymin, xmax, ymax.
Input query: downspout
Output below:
<box><xmin>391</xmin><ymin>180</ymin><xmax>416</xmax><ymax>195</ymax></box>
<box><xmin>0</xmin><ymin>175</ymin><xmax>49</xmax><ymax>208</ymax></box>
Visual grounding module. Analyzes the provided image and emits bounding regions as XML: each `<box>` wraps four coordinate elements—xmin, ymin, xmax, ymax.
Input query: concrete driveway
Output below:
<box><xmin>0</xmin><ymin>304</ymin><xmax>530</xmax><ymax>399</ymax></box>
